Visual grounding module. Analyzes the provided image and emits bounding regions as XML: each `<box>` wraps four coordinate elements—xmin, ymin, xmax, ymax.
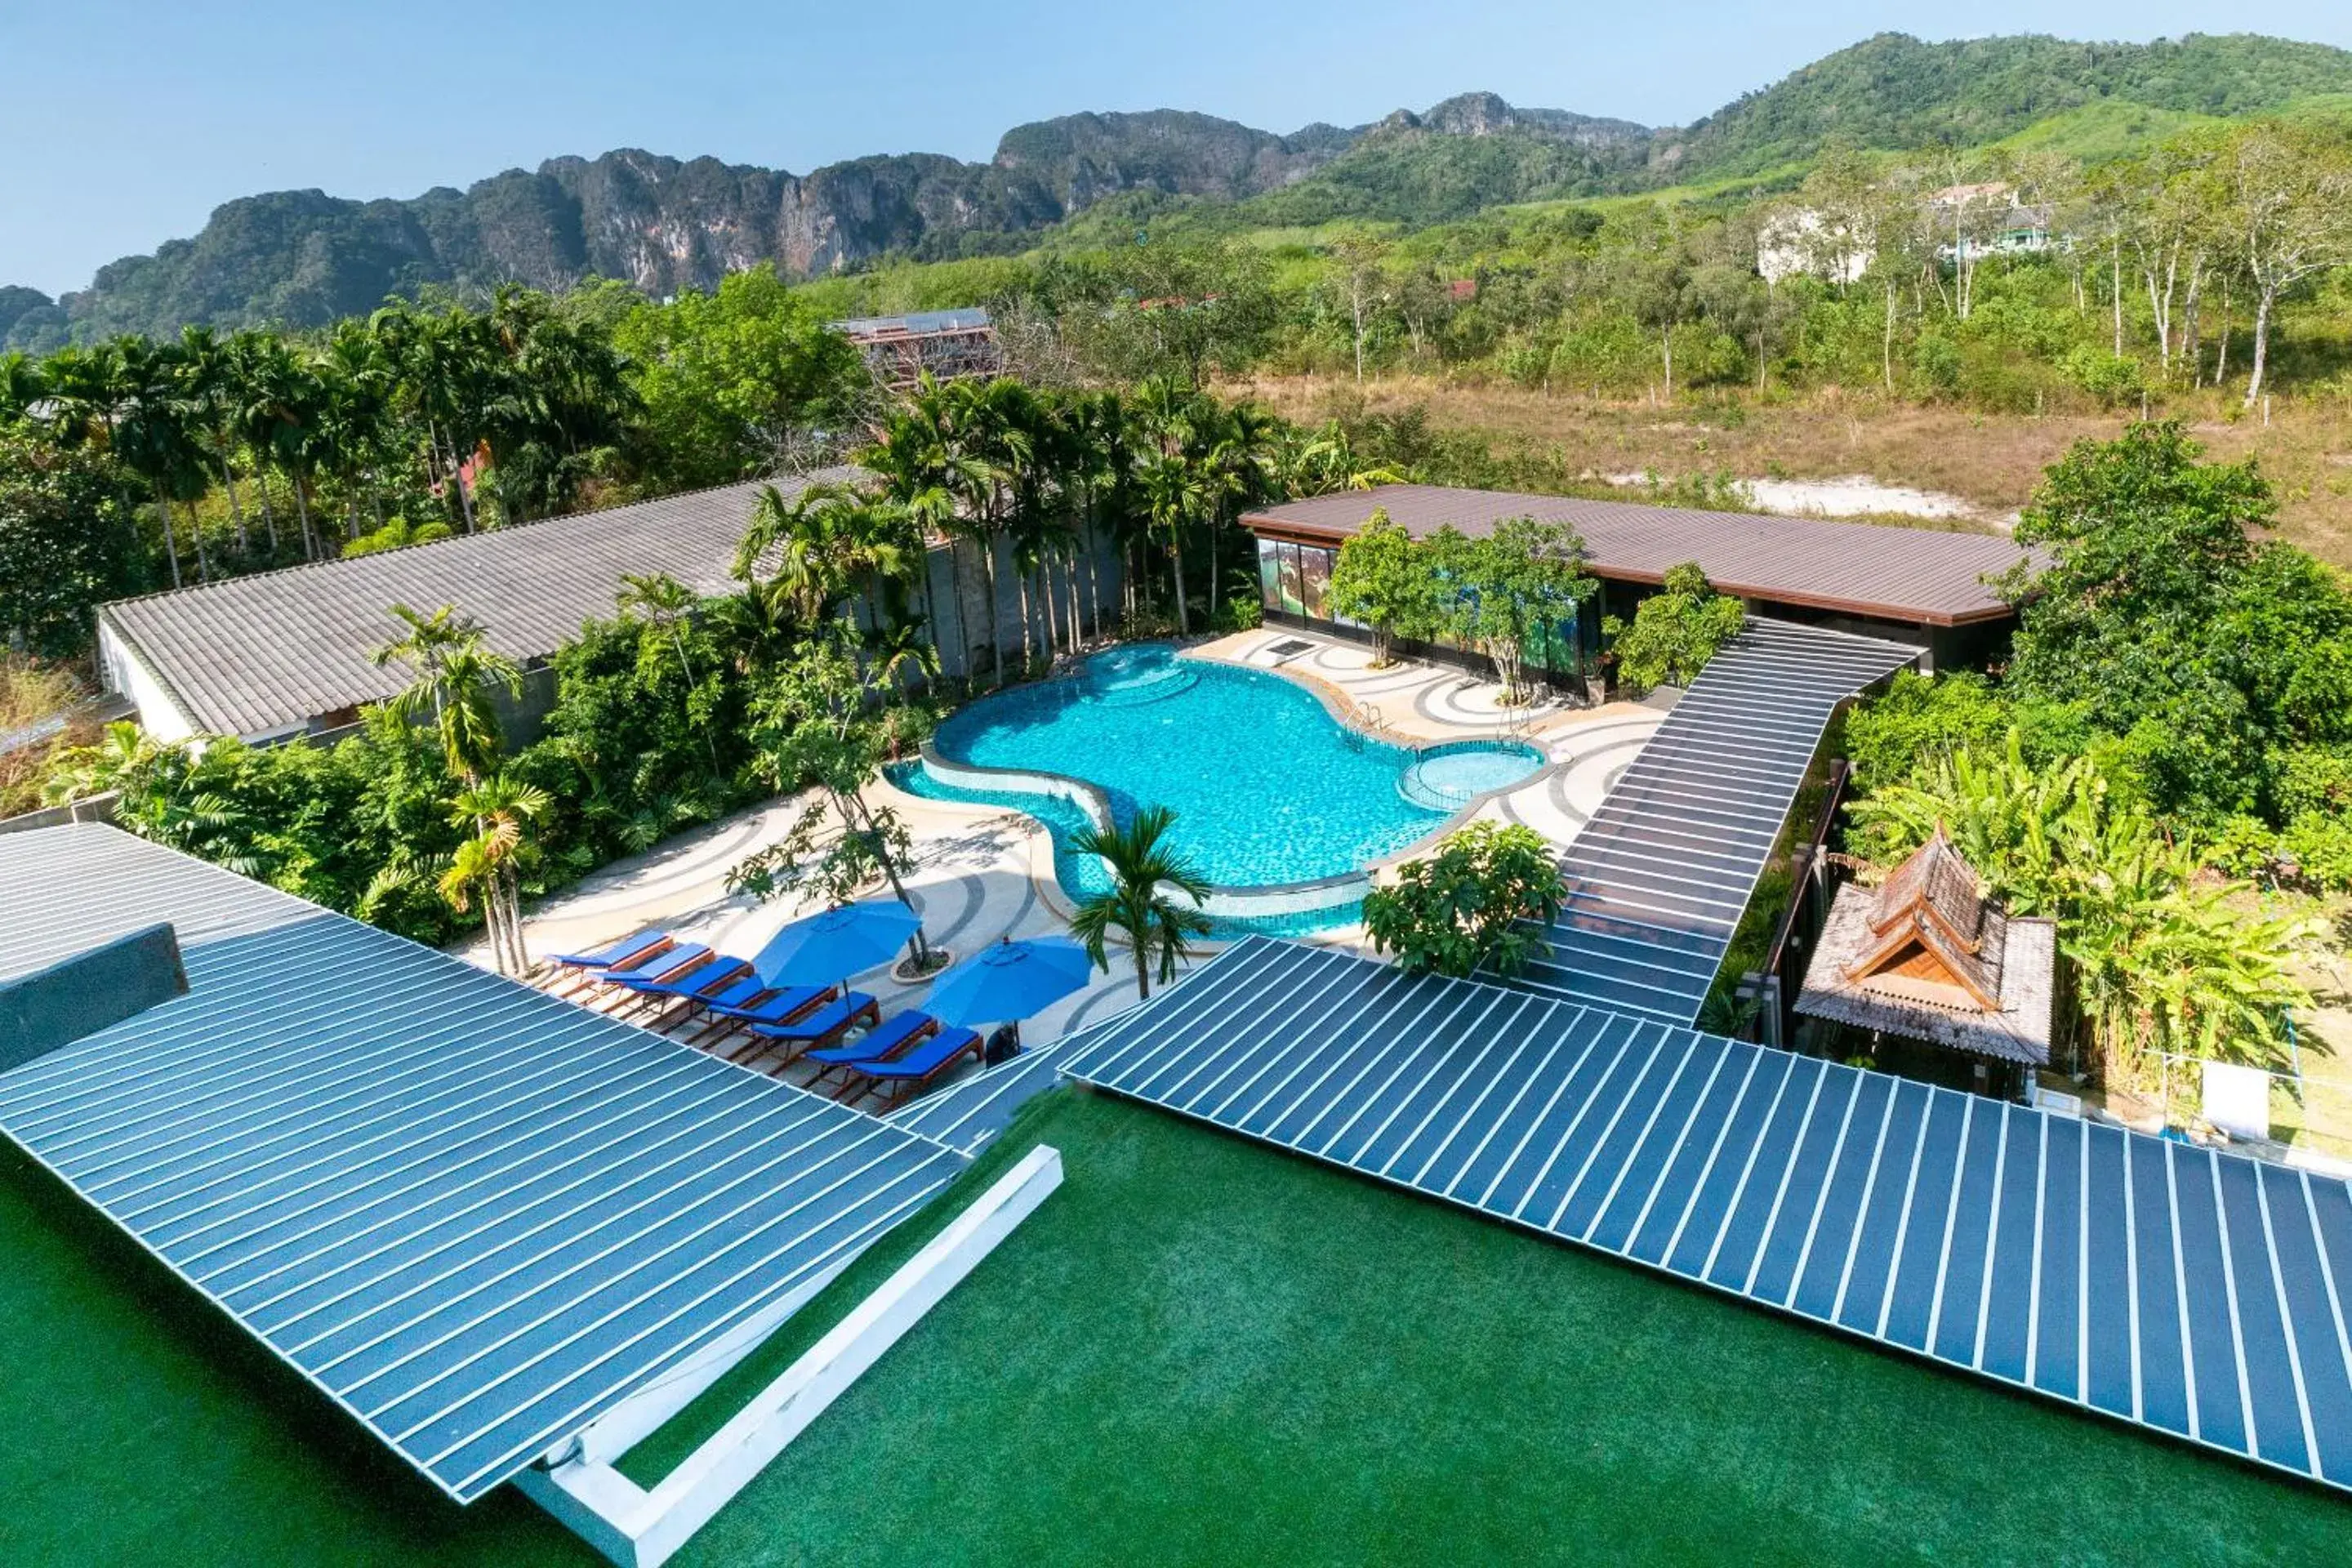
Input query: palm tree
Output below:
<box><xmin>1067</xmin><ymin>805</ymin><xmax>1214</xmax><ymax>1000</ymax></box>
<box><xmin>440</xmin><ymin>773</ymin><xmax>550</xmax><ymax>977</ymax></box>
<box><xmin>179</xmin><ymin>324</ymin><xmax>250</xmax><ymax>555</ymax></box>
<box><xmin>616</xmin><ymin>571</ymin><xmax>717</xmax><ymax>771</ymax></box>
<box><xmin>1203</xmin><ymin>400</ymin><xmax>1277</xmax><ymax>622</ymax></box>
<box><xmin>369</xmin><ymin>603</ymin><xmax>518</xmax><ymax>784</ymax></box>
<box><xmin>111</xmin><ymin>336</ymin><xmax>206</xmax><ymax>586</ymax></box>
<box><xmin>314</xmin><ymin>322</ymin><xmax>394</xmax><ymax>549</ymax></box>
<box><xmin>1131</xmin><ymin>376</ymin><xmax>1210</xmax><ymax>635</ymax></box>
<box><xmin>736</xmin><ymin>480</ymin><xmax>915</xmax><ymax>627</ymax></box>
<box><xmin>0</xmin><ymin>351</ymin><xmax>43</xmax><ymax>424</ymax></box>
<box><xmin>940</xmin><ymin>376</ymin><xmax>1038</xmax><ymax>685</ymax></box>
<box><xmin>862</xmin><ymin>387</ymin><xmax>978</xmax><ymax>673</ymax></box>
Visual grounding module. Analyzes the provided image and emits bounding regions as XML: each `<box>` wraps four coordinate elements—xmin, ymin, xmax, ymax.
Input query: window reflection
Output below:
<box><xmin>1299</xmin><ymin>546</ymin><xmax>1331</xmax><ymax>619</ymax></box>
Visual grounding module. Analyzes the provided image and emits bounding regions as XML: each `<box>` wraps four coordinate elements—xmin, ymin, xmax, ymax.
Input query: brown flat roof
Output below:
<box><xmin>1242</xmin><ymin>484</ymin><xmax>2039</xmax><ymax>626</ymax></box>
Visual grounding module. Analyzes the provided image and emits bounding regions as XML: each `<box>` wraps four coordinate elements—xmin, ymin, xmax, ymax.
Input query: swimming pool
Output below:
<box><xmin>892</xmin><ymin>644</ymin><xmax>1548</xmax><ymax>929</ymax></box>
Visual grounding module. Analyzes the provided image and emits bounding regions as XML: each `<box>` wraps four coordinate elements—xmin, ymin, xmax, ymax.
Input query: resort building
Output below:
<box><xmin>1242</xmin><ymin>483</ymin><xmax>2038</xmax><ymax>685</ymax></box>
<box><xmin>96</xmin><ymin>470</ymin><xmax>1122</xmax><ymax>744</ymax></box>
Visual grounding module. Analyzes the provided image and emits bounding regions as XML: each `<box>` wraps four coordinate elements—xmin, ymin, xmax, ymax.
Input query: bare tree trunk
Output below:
<box><xmin>2244</xmin><ymin>286</ymin><xmax>2277</xmax><ymax>407</ymax></box>
<box><xmin>1207</xmin><ymin>514</ymin><xmax>1222</xmax><ymax>623</ymax></box>
<box><xmin>2213</xmin><ymin>276</ymin><xmax>2234</xmax><ymax>388</ymax></box>
<box><xmin>1660</xmin><ymin>327</ymin><xmax>1673</xmax><ymax>400</ymax></box>
<box><xmin>2180</xmin><ymin>260</ymin><xmax>2204</xmax><ymax>385</ymax></box>
<box><xmin>191</xmin><ymin>499</ymin><xmax>212</xmax><ymax>581</ymax></box>
<box><xmin>980</xmin><ymin>532</ymin><xmax>1004</xmax><ymax>687</ymax></box>
<box><xmin>2111</xmin><ymin>237</ymin><xmax>2124</xmax><ymax>357</ymax></box>
<box><xmin>1882</xmin><ymin>279</ymin><xmax>1896</xmax><ymax>392</ymax></box>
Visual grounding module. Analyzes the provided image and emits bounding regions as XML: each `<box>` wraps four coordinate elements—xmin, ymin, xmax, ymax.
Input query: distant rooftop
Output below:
<box><xmin>100</xmin><ymin>471</ymin><xmax>847</xmax><ymax>740</ymax></box>
<box><xmin>829</xmin><ymin>308</ymin><xmax>992</xmax><ymax>338</ymax></box>
<box><xmin>1243</xmin><ymin>483</ymin><xmax>2040</xmax><ymax>626</ymax></box>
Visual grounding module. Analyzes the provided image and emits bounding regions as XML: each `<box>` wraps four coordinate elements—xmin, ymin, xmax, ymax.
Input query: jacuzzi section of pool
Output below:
<box><xmin>926</xmin><ymin>644</ymin><xmax>1441</xmax><ymax>889</ymax></box>
<box><xmin>1397</xmin><ymin>739</ymin><xmax>1547</xmax><ymax>813</ymax></box>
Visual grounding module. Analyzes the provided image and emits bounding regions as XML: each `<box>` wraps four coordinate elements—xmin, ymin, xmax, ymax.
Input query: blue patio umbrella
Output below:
<box><xmin>751</xmin><ymin>900</ymin><xmax>921</xmax><ymax>989</ymax></box>
<box><xmin>925</xmin><ymin>936</ymin><xmax>1093</xmax><ymax>1027</ymax></box>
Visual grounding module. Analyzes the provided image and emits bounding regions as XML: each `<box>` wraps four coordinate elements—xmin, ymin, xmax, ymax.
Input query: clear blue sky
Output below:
<box><xmin>5</xmin><ymin>1</ymin><xmax>2350</xmax><ymax>295</ymax></box>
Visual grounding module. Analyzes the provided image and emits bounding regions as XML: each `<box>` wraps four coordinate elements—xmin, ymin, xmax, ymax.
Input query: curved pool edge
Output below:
<box><xmin>917</xmin><ymin>742</ymin><xmax>1115</xmax><ymax>834</ymax></box>
<box><xmin>910</xmin><ymin>641</ymin><xmax>1571</xmax><ymax>934</ymax></box>
<box><xmin>906</xmin><ymin>740</ymin><xmax>1376</xmax><ymax>926</ymax></box>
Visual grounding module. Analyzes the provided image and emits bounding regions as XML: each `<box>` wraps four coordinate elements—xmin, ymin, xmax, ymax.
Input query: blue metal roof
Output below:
<box><xmin>0</xmin><ymin>825</ymin><xmax>964</xmax><ymax>1502</ymax></box>
<box><xmin>1523</xmin><ymin>620</ymin><xmax>1920</xmax><ymax>1024</ymax></box>
<box><xmin>1062</xmin><ymin>938</ymin><xmax>2352</xmax><ymax>1494</ymax></box>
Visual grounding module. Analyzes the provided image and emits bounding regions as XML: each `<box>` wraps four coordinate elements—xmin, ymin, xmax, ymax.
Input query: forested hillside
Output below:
<box><xmin>11</xmin><ymin>32</ymin><xmax>2351</xmax><ymax>348</ymax></box>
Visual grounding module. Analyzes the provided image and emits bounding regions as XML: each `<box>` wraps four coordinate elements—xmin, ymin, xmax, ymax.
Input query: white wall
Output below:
<box><xmin>95</xmin><ymin>619</ymin><xmax>199</xmax><ymax>744</ymax></box>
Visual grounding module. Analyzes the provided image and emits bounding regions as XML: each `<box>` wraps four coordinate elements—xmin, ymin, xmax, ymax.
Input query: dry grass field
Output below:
<box><xmin>1242</xmin><ymin>375</ymin><xmax>2352</xmax><ymax>568</ymax></box>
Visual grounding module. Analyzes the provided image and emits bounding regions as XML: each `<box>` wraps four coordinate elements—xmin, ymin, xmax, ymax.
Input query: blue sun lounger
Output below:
<box><xmin>543</xmin><ymin>931</ymin><xmax>674</xmax><ymax>996</ymax></box>
<box><xmin>599</xmin><ymin>942</ymin><xmax>708</xmax><ymax>987</ymax></box>
<box><xmin>803</xmin><ymin>1009</ymin><xmax>939</xmax><ymax>1088</ymax></box>
<box><xmin>733</xmin><ymin>991</ymin><xmax>881</xmax><ymax>1059</ymax></box>
<box><xmin>704</xmin><ymin>984</ymin><xmax>831</xmax><ymax>1031</ymax></box>
<box><xmin>596</xmin><ymin>945</ymin><xmax>717</xmax><ymax>1013</ymax></box>
<box><xmin>837</xmin><ymin>1024</ymin><xmax>983</xmax><ymax>1106</ymax></box>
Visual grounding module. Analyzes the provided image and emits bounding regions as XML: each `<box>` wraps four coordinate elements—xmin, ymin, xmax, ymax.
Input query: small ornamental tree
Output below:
<box><xmin>1363</xmin><ymin>821</ymin><xmax>1568</xmax><ymax>979</ymax></box>
<box><xmin>726</xmin><ymin>622</ymin><xmax>941</xmax><ymax>971</ymax></box>
<box><xmin>1326</xmin><ymin>507</ymin><xmax>1433</xmax><ymax>666</ymax></box>
<box><xmin>1606</xmin><ymin>561</ymin><xmax>1745</xmax><ymax>695</ymax></box>
<box><xmin>1447</xmin><ymin>517</ymin><xmax>1593</xmax><ymax>705</ymax></box>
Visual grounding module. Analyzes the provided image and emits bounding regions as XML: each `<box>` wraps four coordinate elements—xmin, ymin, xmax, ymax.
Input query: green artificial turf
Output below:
<box><xmin>7</xmin><ymin>1088</ymin><xmax>2352</xmax><ymax>1566</ymax></box>
<box><xmin>0</xmin><ymin>1142</ymin><xmax>592</xmax><ymax>1566</ymax></box>
<box><xmin>636</xmin><ymin>1089</ymin><xmax>2352</xmax><ymax>1567</ymax></box>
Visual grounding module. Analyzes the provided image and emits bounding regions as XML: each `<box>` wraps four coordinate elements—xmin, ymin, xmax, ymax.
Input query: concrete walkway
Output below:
<box><xmin>486</xmin><ymin>630</ymin><xmax>1659</xmax><ymax>1111</ymax></box>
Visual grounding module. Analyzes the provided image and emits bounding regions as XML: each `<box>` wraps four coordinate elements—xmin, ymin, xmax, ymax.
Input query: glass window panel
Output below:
<box><xmin>1300</xmin><ymin>546</ymin><xmax>1332</xmax><ymax>620</ymax></box>
<box><xmin>1276</xmin><ymin>542</ymin><xmax>1305</xmax><ymax>615</ymax></box>
<box><xmin>1257</xmin><ymin>537</ymin><xmax>1282</xmax><ymax>612</ymax></box>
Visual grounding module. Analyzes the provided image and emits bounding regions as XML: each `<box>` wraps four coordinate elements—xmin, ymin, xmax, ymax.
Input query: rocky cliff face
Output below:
<box><xmin>18</xmin><ymin>94</ymin><xmax>1628</xmax><ymax>344</ymax></box>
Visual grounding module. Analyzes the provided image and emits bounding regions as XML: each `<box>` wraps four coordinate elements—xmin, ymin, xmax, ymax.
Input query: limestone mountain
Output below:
<box><xmin>11</xmin><ymin>31</ymin><xmax>2352</xmax><ymax>348</ymax></box>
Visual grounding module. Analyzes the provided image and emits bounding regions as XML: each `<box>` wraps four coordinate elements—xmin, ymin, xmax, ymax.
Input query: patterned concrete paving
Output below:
<box><xmin>486</xmin><ymin>633</ymin><xmax>1661</xmax><ymax>1115</ymax></box>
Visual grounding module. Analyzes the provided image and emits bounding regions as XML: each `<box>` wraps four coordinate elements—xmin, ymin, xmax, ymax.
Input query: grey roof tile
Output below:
<box><xmin>102</xmin><ymin>473</ymin><xmax>849</xmax><ymax>738</ymax></box>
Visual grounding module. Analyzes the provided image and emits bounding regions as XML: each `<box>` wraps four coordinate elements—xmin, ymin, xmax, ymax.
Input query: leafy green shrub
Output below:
<box><xmin>1364</xmin><ymin>822</ymin><xmax>1567</xmax><ymax>979</ymax></box>
<box><xmin>1606</xmin><ymin>562</ymin><xmax>1744</xmax><ymax>695</ymax></box>
<box><xmin>2060</xmin><ymin>346</ymin><xmax>2148</xmax><ymax>408</ymax></box>
<box><xmin>2282</xmin><ymin>810</ymin><xmax>2352</xmax><ymax>891</ymax></box>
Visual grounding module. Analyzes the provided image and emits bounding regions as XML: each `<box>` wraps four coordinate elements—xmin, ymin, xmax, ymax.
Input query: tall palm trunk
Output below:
<box><xmin>256</xmin><ymin>469</ymin><xmax>280</xmax><ymax>554</ymax></box>
<box><xmin>220</xmin><ymin>455</ymin><xmax>248</xmax><ymax>551</ymax></box>
<box><xmin>1014</xmin><ymin>566</ymin><xmax>1035</xmax><ymax>670</ymax></box>
<box><xmin>292</xmin><ymin>474</ymin><xmax>317</xmax><ymax>560</ymax></box>
<box><xmin>151</xmin><ymin>481</ymin><xmax>182</xmax><ymax>589</ymax></box>
<box><xmin>186</xmin><ymin>499</ymin><xmax>211</xmax><ymax>582</ymax></box>
<box><xmin>1169</xmin><ymin>523</ymin><xmax>1191</xmax><ymax>637</ymax></box>
<box><xmin>1207</xmin><ymin>514</ymin><xmax>1222</xmax><ymax>622</ymax></box>
<box><xmin>980</xmin><ymin>530</ymin><xmax>1004</xmax><ymax>687</ymax></box>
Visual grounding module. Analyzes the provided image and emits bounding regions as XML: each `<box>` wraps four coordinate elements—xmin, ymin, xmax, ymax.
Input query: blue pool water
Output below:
<box><xmin>893</xmin><ymin>644</ymin><xmax>1557</xmax><ymax>933</ymax></box>
<box><xmin>1398</xmin><ymin>741</ymin><xmax>1546</xmax><ymax>811</ymax></box>
<box><xmin>915</xmin><ymin>644</ymin><xmax>1447</xmax><ymax>884</ymax></box>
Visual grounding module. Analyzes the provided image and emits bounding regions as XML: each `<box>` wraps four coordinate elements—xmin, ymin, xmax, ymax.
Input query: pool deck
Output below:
<box><xmin>1189</xmin><ymin>628</ymin><xmax>1660</xmax><ymax>849</ymax></box>
<box><xmin>487</xmin><ymin>634</ymin><xmax>1659</xmax><ymax>1103</ymax></box>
